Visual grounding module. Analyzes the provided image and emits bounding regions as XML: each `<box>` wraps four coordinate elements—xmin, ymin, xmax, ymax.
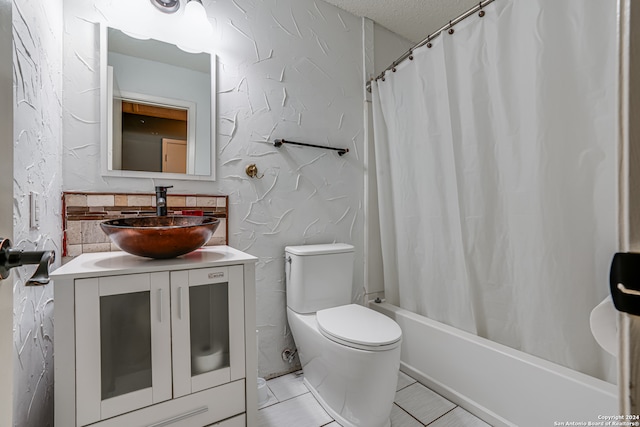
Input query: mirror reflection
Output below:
<box><xmin>119</xmin><ymin>101</ymin><xmax>188</xmax><ymax>173</ymax></box>
<box><xmin>103</xmin><ymin>26</ymin><xmax>216</xmax><ymax>180</ymax></box>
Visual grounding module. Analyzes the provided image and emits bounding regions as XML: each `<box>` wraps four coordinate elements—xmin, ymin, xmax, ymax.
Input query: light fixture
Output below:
<box><xmin>145</xmin><ymin>0</ymin><xmax>213</xmax><ymax>54</ymax></box>
<box><xmin>183</xmin><ymin>0</ymin><xmax>208</xmax><ymax>22</ymax></box>
<box><xmin>151</xmin><ymin>0</ymin><xmax>180</xmax><ymax>14</ymax></box>
<box><xmin>176</xmin><ymin>0</ymin><xmax>214</xmax><ymax>54</ymax></box>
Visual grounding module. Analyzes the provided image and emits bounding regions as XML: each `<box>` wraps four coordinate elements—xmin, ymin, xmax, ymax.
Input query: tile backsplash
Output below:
<box><xmin>62</xmin><ymin>192</ymin><xmax>228</xmax><ymax>259</ymax></box>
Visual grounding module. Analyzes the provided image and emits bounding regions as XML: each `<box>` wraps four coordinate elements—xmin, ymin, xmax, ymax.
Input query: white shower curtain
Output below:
<box><xmin>372</xmin><ymin>0</ymin><xmax>617</xmax><ymax>382</ymax></box>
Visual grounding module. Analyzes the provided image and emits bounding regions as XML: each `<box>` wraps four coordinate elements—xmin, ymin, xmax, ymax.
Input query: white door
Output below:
<box><xmin>162</xmin><ymin>138</ymin><xmax>187</xmax><ymax>173</ymax></box>
<box><xmin>0</xmin><ymin>0</ymin><xmax>13</xmax><ymax>425</ymax></box>
<box><xmin>616</xmin><ymin>0</ymin><xmax>640</xmax><ymax>416</ymax></box>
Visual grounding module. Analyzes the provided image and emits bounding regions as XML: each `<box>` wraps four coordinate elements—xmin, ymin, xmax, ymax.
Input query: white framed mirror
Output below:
<box><xmin>100</xmin><ymin>24</ymin><xmax>217</xmax><ymax>181</ymax></box>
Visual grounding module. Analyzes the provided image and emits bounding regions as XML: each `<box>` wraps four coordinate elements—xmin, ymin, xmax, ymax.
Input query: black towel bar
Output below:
<box><xmin>274</xmin><ymin>139</ymin><xmax>349</xmax><ymax>156</ymax></box>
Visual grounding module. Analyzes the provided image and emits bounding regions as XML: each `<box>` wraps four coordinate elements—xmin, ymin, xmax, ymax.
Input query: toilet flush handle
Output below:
<box><xmin>285</xmin><ymin>256</ymin><xmax>292</xmax><ymax>280</ymax></box>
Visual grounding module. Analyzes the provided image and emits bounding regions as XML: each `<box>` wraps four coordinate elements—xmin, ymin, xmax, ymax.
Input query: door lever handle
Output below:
<box><xmin>0</xmin><ymin>238</ymin><xmax>56</xmax><ymax>286</ymax></box>
<box><xmin>617</xmin><ymin>282</ymin><xmax>640</xmax><ymax>297</ymax></box>
<box><xmin>610</xmin><ymin>252</ymin><xmax>640</xmax><ymax>315</ymax></box>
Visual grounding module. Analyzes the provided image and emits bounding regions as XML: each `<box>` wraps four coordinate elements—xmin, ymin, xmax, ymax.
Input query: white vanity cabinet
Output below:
<box><xmin>52</xmin><ymin>247</ymin><xmax>257</xmax><ymax>427</ymax></box>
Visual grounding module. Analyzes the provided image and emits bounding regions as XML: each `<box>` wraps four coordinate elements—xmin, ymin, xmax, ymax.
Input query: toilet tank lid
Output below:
<box><xmin>285</xmin><ymin>243</ymin><xmax>354</xmax><ymax>256</ymax></box>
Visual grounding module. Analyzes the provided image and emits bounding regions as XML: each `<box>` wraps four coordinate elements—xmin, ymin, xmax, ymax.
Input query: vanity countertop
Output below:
<box><xmin>51</xmin><ymin>246</ymin><xmax>257</xmax><ymax>279</ymax></box>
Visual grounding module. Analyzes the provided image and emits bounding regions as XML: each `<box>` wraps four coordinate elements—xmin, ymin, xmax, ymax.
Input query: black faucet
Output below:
<box><xmin>0</xmin><ymin>238</ymin><xmax>55</xmax><ymax>286</ymax></box>
<box><xmin>155</xmin><ymin>185</ymin><xmax>173</xmax><ymax>216</ymax></box>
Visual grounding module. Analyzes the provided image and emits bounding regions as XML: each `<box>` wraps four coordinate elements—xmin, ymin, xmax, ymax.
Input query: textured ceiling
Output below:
<box><xmin>322</xmin><ymin>0</ymin><xmax>481</xmax><ymax>43</ymax></box>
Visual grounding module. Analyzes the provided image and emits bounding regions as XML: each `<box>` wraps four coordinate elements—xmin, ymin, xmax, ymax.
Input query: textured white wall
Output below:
<box><xmin>12</xmin><ymin>0</ymin><xmax>63</xmax><ymax>425</ymax></box>
<box><xmin>63</xmin><ymin>0</ymin><xmax>367</xmax><ymax>377</ymax></box>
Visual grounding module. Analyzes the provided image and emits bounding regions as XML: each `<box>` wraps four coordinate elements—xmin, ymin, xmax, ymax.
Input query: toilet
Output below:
<box><xmin>285</xmin><ymin>243</ymin><xmax>402</xmax><ymax>427</ymax></box>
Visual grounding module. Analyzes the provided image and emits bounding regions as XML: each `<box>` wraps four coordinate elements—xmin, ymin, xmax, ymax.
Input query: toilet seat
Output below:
<box><xmin>316</xmin><ymin>304</ymin><xmax>402</xmax><ymax>351</ymax></box>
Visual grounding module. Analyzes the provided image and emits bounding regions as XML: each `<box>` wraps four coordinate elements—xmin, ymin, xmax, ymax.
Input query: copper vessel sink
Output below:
<box><xmin>100</xmin><ymin>216</ymin><xmax>220</xmax><ymax>259</ymax></box>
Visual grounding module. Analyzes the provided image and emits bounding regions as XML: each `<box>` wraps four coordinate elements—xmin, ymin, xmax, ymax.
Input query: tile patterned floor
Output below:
<box><xmin>257</xmin><ymin>370</ymin><xmax>492</xmax><ymax>427</ymax></box>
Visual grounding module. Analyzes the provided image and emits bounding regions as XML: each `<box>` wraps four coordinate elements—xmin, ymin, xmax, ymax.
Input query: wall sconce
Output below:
<box><xmin>150</xmin><ymin>0</ymin><xmax>180</xmax><ymax>14</ymax></box>
<box><xmin>150</xmin><ymin>0</ymin><xmax>214</xmax><ymax>53</ymax></box>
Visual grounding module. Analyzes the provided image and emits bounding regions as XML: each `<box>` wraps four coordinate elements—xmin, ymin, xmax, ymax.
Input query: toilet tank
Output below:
<box><xmin>285</xmin><ymin>243</ymin><xmax>354</xmax><ymax>314</ymax></box>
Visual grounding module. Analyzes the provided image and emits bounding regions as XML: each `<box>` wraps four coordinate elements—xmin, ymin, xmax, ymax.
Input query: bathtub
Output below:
<box><xmin>370</xmin><ymin>302</ymin><xmax>618</xmax><ymax>427</ymax></box>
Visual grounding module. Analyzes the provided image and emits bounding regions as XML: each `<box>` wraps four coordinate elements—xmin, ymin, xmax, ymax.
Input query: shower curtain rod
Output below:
<box><xmin>366</xmin><ymin>0</ymin><xmax>496</xmax><ymax>92</ymax></box>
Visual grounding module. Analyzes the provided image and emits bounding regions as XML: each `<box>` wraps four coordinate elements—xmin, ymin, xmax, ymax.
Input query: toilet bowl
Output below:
<box><xmin>285</xmin><ymin>244</ymin><xmax>402</xmax><ymax>427</ymax></box>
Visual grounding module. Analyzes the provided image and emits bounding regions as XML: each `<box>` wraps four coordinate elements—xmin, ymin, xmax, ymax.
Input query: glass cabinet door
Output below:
<box><xmin>189</xmin><ymin>282</ymin><xmax>230</xmax><ymax>377</ymax></box>
<box><xmin>172</xmin><ymin>265</ymin><xmax>245</xmax><ymax>397</ymax></box>
<box><xmin>75</xmin><ymin>272</ymin><xmax>171</xmax><ymax>426</ymax></box>
<box><xmin>100</xmin><ymin>291</ymin><xmax>152</xmax><ymax>400</ymax></box>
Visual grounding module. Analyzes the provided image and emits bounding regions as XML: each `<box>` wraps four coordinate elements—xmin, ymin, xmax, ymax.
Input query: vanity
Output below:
<box><xmin>51</xmin><ymin>246</ymin><xmax>257</xmax><ymax>427</ymax></box>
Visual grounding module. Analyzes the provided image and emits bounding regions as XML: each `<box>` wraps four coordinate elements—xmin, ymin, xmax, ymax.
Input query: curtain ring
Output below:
<box><xmin>391</xmin><ymin>62</ymin><xmax>397</xmax><ymax>72</ymax></box>
<box><xmin>381</xmin><ymin>71</ymin><xmax>385</xmax><ymax>82</ymax></box>
<box><xmin>448</xmin><ymin>21</ymin><xmax>454</xmax><ymax>35</ymax></box>
<box><xmin>408</xmin><ymin>50</ymin><xmax>414</xmax><ymax>60</ymax></box>
<box><xmin>426</xmin><ymin>35</ymin><xmax>432</xmax><ymax>49</ymax></box>
<box><xmin>478</xmin><ymin>2</ymin><xmax>485</xmax><ymax>17</ymax></box>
